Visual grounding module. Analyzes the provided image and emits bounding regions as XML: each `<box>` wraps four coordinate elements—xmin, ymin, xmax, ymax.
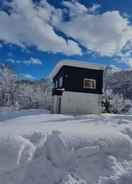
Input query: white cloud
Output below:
<box><xmin>29</xmin><ymin>58</ymin><xmax>42</xmax><ymax>65</ymax></box>
<box><xmin>125</xmin><ymin>58</ymin><xmax>132</xmax><ymax>68</ymax></box>
<box><xmin>7</xmin><ymin>58</ymin><xmax>43</xmax><ymax>65</ymax></box>
<box><xmin>0</xmin><ymin>0</ymin><xmax>81</xmax><ymax>55</ymax></box>
<box><xmin>1</xmin><ymin>0</ymin><xmax>132</xmax><ymax>62</ymax></box>
<box><xmin>118</xmin><ymin>50</ymin><xmax>132</xmax><ymax>68</ymax></box>
<box><xmin>56</xmin><ymin>10</ymin><xmax>132</xmax><ymax>57</ymax></box>
<box><xmin>62</xmin><ymin>1</ymin><xmax>87</xmax><ymax>17</ymax></box>
<box><xmin>21</xmin><ymin>73</ymin><xmax>35</xmax><ymax>80</ymax></box>
<box><xmin>117</xmin><ymin>42</ymin><xmax>132</xmax><ymax>68</ymax></box>
<box><xmin>109</xmin><ymin>64</ymin><xmax>121</xmax><ymax>72</ymax></box>
<box><xmin>88</xmin><ymin>4</ymin><xmax>101</xmax><ymax>13</ymax></box>
<box><xmin>62</xmin><ymin>1</ymin><xmax>100</xmax><ymax>17</ymax></box>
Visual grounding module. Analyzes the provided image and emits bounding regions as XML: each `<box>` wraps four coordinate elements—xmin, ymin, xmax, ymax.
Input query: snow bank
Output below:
<box><xmin>1</xmin><ymin>113</ymin><xmax>132</xmax><ymax>184</ymax></box>
<box><xmin>98</xmin><ymin>158</ymin><xmax>132</xmax><ymax>184</ymax></box>
<box><xmin>0</xmin><ymin>108</ymin><xmax>49</xmax><ymax>121</ymax></box>
<box><xmin>0</xmin><ymin>136</ymin><xmax>35</xmax><ymax>174</ymax></box>
<box><xmin>1</xmin><ymin>127</ymin><xmax>132</xmax><ymax>184</ymax></box>
<box><xmin>62</xmin><ymin>174</ymin><xmax>87</xmax><ymax>184</ymax></box>
<box><xmin>21</xmin><ymin>130</ymin><xmax>132</xmax><ymax>184</ymax></box>
<box><xmin>59</xmin><ymin>126</ymin><xmax>132</xmax><ymax>159</ymax></box>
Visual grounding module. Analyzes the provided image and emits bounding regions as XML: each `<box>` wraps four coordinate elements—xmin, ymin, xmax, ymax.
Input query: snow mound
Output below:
<box><xmin>0</xmin><ymin>136</ymin><xmax>35</xmax><ymax>174</ymax></box>
<box><xmin>22</xmin><ymin>130</ymin><xmax>132</xmax><ymax>184</ymax></box>
<box><xmin>1</xmin><ymin>113</ymin><xmax>132</xmax><ymax>184</ymax></box>
<box><xmin>62</xmin><ymin>174</ymin><xmax>87</xmax><ymax>184</ymax></box>
<box><xmin>24</xmin><ymin>131</ymin><xmax>45</xmax><ymax>145</ymax></box>
<box><xmin>59</xmin><ymin>126</ymin><xmax>132</xmax><ymax>159</ymax></box>
<box><xmin>98</xmin><ymin>159</ymin><xmax>132</xmax><ymax>184</ymax></box>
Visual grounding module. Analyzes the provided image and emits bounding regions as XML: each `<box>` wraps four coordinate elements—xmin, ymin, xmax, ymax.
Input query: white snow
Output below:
<box><xmin>0</xmin><ymin>110</ymin><xmax>132</xmax><ymax>184</ymax></box>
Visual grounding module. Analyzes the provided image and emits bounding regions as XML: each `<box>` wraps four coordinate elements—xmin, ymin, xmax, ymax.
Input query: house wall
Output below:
<box><xmin>53</xmin><ymin>91</ymin><xmax>102</xmax><ymax>114</ymax></box>
<box><xmin>63</xmin><ymin>66</ymin><xmax>103</xmax><ymax>94</ymax></box>
<box><xmin>53</xmin><ymin>66</ymin><xmax>103</xmax><ymax>94</ymax></box>
<box><xmin>52</xmin><ymin>95</ymin><xmax>57</xmax><ymax>113</ymax></box>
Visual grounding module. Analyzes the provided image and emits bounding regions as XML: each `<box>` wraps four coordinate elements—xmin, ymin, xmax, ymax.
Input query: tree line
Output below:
<box><xmin>0</xmin><ymin>64</ymin><xmax>51</xmax><ymax>110</ymax></box>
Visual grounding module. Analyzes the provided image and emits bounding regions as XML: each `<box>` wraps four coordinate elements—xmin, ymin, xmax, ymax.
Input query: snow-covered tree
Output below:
<box><xmin>103</xmin><ymin>89</ymin><xmax>132</xmax><ymax>113</ymax></box>
<box><xmin>15</xmin><ymin>79</ymin><xmax>50</xmax><ymax>109</ymax></box>
<box><xmin>0</xmin><ymin>64</ymin><xmax>17</xmax><ymax>106</ymax></box>
<box><xmin>0</xmin><ymin>64</ymin><xmax>51</xmax><ymax>110</ymax></box>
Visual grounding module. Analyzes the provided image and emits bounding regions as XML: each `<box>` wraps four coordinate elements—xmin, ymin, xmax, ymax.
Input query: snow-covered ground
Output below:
<box><xmin>0</xmin><ymin>110</ymin><xmax>132</xmax><ymax>184</ymax></box>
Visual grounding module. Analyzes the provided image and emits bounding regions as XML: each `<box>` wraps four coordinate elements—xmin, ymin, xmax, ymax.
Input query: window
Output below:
<box><xmin>54</xmin><ymin>80</ymin><xmax>58</xmax><ymax>88</ymax></box>
<box><xmin>54</xmin><ymin>77</ymin><xmax>63</xmax><ymax>88</ymax></box>
<box><xmin>59</xmin><ymin>76</ymin><xmax>63</xmax><ymax>87</ymax></box>
<box><xmin>83</xmin><ymin>78</ymin><xmax>96</xmax><ymax>89</ymax></box>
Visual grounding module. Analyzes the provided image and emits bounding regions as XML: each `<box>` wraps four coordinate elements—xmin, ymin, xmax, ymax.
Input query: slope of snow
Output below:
<box><xmin>0</xmin><ymin>108</ymin><xmax>50</xmax><ymax>121</ymax></box>
<box><xmin>0</xmin><ymin>111</ymin><xmax>132</xmax><ymax>184</ymax></box>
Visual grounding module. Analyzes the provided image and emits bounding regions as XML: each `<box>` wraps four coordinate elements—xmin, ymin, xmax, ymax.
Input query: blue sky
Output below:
<box><xmin>0</xmin><ymin>0</ymin><xmax>132</xmax><ymax>80</ymax></box>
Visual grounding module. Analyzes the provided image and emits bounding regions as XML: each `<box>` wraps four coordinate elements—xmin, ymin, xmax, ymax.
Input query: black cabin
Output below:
<box><xmin>52</xmin><ymin>62</ymin><xmax>104</xmax><ymax>96</ymax></box>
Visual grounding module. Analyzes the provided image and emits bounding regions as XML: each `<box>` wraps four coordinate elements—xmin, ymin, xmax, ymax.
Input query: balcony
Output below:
<box><xmin>52</xmin><ymin>88</ymin><xmax>65</xmax><ymax>96</ymax></box>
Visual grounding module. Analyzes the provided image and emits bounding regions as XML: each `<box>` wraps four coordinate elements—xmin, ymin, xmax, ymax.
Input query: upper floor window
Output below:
<box><xmin>83</xmin><ymin>78</ymin><xmax>96</xmax><ymax>89</ymax></box>
<box><xmin>54</xmin><ymin>76</ymin><xmax>63</xmax><ymax>88</ymax></box>
<box><xmin>59</xmin><ymin>76</ymin><xmax>63</xmax><ymax>87</ymax></box>
<box><xmin>54</xmin><ymin>80</ymin><xmax>58</xmax><ymax>88</ymax></box>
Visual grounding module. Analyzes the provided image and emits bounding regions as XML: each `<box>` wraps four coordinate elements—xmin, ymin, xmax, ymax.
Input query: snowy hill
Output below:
<box><xmin>105</xmin><ymin>70</ymin><xmax>132</xmax><ymax>99</ymax></box>
<box><xmin>0</xmin><ymin>111</ymin><xmax>132</xmax><ymax>183</ymax></box>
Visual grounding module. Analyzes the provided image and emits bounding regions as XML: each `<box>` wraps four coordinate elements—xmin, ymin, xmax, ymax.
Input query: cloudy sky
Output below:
<box><xmin>0</xmin><ymin>0</ymin><xmax>132</xmax><ymax>79</ymax></box>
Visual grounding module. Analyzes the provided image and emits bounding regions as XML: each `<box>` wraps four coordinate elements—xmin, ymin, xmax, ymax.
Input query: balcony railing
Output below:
<box><xmin>52</xmin><ymin>88</ymin><xmax>65</xmax><ymax>96</ymax></box>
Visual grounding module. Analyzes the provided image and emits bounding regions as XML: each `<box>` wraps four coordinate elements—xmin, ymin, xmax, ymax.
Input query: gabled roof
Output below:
<box><xmin>49</xmin><ymin>60</ymin><xmax>105</xmax><ymax>79</ymax></box>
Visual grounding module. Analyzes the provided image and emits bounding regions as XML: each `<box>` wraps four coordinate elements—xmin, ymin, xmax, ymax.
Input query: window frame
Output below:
<box><xmin>83</xmin><ymin>78</ymin><xmax>96</xmax><ymax>89</ymax></box>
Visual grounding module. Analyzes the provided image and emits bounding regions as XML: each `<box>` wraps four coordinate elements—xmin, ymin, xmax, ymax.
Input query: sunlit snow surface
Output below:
<box><xmin>1</xmin><ymin>110</ymin><xmax>132</xmax><ymax>184</ymax></box>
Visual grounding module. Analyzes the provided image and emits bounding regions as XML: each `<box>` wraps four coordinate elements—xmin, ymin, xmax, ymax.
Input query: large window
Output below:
<box><xmin>83</xmin><ymin>78</ymin><xmax>96</xmax><ymax>89</ymax></box>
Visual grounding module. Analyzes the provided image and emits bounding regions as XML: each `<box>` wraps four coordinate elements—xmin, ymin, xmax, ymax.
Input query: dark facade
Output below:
<box><xmin>52</xmin><ymin>65</ymin><xmax>103</xmax><ymax>95</ymax></box>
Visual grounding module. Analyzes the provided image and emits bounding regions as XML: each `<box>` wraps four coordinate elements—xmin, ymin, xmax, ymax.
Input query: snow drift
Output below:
<box><xmin>1</xmin><ymin>118</ymin><xmax>132</xmax><ymax>184</ymax></box>
<box><xmin>0</xmin><ymin>136</ymin><xmax>35</xmax><ymax>174</ymax></box>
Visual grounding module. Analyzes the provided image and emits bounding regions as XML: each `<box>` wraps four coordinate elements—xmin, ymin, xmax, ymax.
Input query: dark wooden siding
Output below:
<box><xmin>53</xmin><ymin>65</ymin><xmax>103</xmax><ymax>94</ymax></box>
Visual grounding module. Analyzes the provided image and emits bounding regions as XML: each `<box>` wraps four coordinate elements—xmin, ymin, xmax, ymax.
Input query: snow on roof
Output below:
<box><xmin>49</xmin><ymin>60</ymin><xmax>105</xmax><ymax>79</ymax></box>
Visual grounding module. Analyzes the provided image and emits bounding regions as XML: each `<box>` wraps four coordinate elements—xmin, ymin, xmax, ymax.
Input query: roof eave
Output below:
<box><xmin>49</xmin><ymin>60</ymin><xmax>105</xmax><ymax>79</ymax></box>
